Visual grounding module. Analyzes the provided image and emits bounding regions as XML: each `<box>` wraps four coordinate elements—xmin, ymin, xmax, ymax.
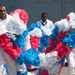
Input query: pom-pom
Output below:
<box><xmin>10</xmin><ymin>9</ymin><xmax>29</xmax><ymax>24</ymax></box>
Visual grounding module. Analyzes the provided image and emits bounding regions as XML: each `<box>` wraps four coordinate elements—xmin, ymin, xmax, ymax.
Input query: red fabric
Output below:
<box><xmin>0</xmin><ymin>34</ymin><xmax>21</xmax><ymax>60</ymax></box>
<box><xmin>44</xmin><ymin>31</ymin><xmax>67</xmax><ymax>54</ymax></box>
<box><xmin>10</xmin><ymin>9</ymin><xmax>29</xmax><ymax>24</ymax></box>
<box><xmin>54</xmin><ymin>42</ymin><xmax>72</xmax><ymax>60</ymax></box>
<box><xmin>30</xmin><ymin>36</ymin><xmax>40</xmax><ymax>51</ymax></box>
<box><xmin>39</xmin><ymin>69</ymin><xmax>48</xmax><ymax>75</ymax></box>
<box><xmin>27</xmin><ymin>64</ymin><xmax>32</xmax><ymax>69</ymax></box>
<box><xmin>66</xmin><ymin>15</ymin><xmax>70</xmax><ymax>21</ymax></box>
<box><xmin>44</xmin><ymin>38</ymin><xmax>57</xmax><ymax>53</ymax></box>
<box><xmin>44</xmin><ymin>31</ymin><xmax>72</xmax><ymax>75</ymax></box>
<box><xmin>56</xmin><ymin>31</ymin><xmax>66</xmax><ymax>42</ymax></box>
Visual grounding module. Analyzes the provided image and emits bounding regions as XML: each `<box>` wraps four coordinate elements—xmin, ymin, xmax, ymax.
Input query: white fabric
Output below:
<box><xmin>55</xmin><ymin>19</ymin><xmax>72</xmax><ymax>32</ymax></box>
<box><xmin>0</xmin><ymin>48</ymin><xmax>4</xmax><ymax>75</ymax></box>
<box><xmin>0</xmin><ymin>22</ymin><xmax>7</xmax><ymax>35</ymax></box>
<box><xmin>3</xmin><ymin>52</ymin><xmax>17</xmax><ymax>75</ymax></box>
<box><xmin>29</xmin><ymin>27</ymin><xmax>42</xmax><ymax>37</ymax></box>
<box><xmin>11</xmin><ymin>12</ymin><xmax>26</xmax><ymax>24</ymax></box>
<box><xmin>24</xmin><ymin>34</ymin><xmax>31</xmax><ymax>50</ymax></box>
<box><xmin>37</xmin><ymin>19</ymin><xmax>54</xmax><ymax>36</ymax></box>
<box><xmin>67</xmin><ymin>12</ymin><xmax>75</xmax><ymax>28</ymax></box>
<box><xmin>38</xmin><ymin>51</ymin><xmax>58</xmax><ymax>67</ymax></box>
<box><xmin>16</xmin><ymin>63</ymin><xmax>27</xmax><ymax>74</ymax></box>
<box><xmin>0</xmin><ymin>14</ymin><xmax>27</xmax><ymax>75</ymax></box>
<box><xmin>0</xmin><ymin>14</ymin><xmax>26</xmax><ymax>39</ymax></box>
<box><xmin>55</xmin><ymin>12</ymin><xmax>75</xmax><ymax>32</ymax></box>
<box><xmin>5</xmin><ymin>14</ymin><xmax>26</xmax><ymax>35</ymax></box>
<box><xmin>38</xmin><ymin>51</ymin><xmax>60</xmax><ymax>75</ymax></box>
<box><xmin>68</xmin><ymin>51</ymin><xmax>75</xmax><ymax>67</ymax></box>
<box><xmin>67</xmin><ymin>49</ymin><xmax>75</xmax><ymax>75</ymax></box>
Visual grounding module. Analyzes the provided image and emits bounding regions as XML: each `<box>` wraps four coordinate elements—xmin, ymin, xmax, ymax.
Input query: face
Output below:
<box><xmin>41</xmin><ymin>14</ymin><xmax>48</xmax><ymax>22</ymax></box>
<box><xmin>0</xmin><ymin>6</ymin><xmax>6</xmax><ymax>20</ymax></box>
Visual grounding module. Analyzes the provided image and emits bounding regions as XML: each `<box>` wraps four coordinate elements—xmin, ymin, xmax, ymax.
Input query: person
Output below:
<box><xmin>36</xmin><ymin>12</ymin><xmax>54</xmax><ymax>52</ymax></box>
<box><xmin>38</xmin><ymin>12</ymin><xmax>75</xmax><ymax>75</ymax></box>
<box><xmin>37</xmin><ymin>12</ymin><xmax>54</xmax><ymax>36</ymax></box>
<box><xmin>24</xmin><ymin>12</ymin><xmax>54</xmax><ymax>73</ymax></box>
<box><xmin>65</xmin><ymin>12</ymin><xmax>75</xmax><ymax>75</ymax></box>
<box><xmin>0</xmin><ymin>4</ymin><xmax>27</xmax><ymax>75</ymax></box>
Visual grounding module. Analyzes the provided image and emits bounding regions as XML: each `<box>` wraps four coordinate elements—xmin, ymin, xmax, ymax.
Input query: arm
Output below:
<box><xmin>65</xmin><ymin>28</ymin><xmax>74</xmax><ymax>35</ymax></box>
<box><xmin>6</xmin><ymin>16</ymin><xmax>27</xmax><ymax>39</ymax></box>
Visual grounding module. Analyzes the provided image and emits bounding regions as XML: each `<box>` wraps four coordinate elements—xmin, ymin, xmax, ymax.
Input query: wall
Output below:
<box><xmin>1</xmin><ymin>0</ymin><xmax>75</xmax><ymax>26</ymax></box>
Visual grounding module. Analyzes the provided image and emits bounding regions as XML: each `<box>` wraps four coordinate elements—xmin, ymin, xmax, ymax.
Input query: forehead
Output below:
<box><xmin>0</xmin><ymin>6</ymin><xmax>6</xmax><ymax>11</ymax></box>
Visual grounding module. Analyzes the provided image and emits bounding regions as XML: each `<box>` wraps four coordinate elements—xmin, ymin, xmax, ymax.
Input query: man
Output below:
<box><xmin>26</xmin><ymin>12</ymin><xmax>54</xmax><ymax>72</ymax></box>
<box><xmin>0</xmin><ymin>4</ymin><xmax>27</xmax><ymax>75</ymax></box>
<box><xmin>36</xmin><ymin>12</ymin><xmax>54</xmax><ymax>53</ymax></box>
<box><xmin>37</xmin><ymin>12</ymin><xmax>54</xmax><ymax>36</ymax></box>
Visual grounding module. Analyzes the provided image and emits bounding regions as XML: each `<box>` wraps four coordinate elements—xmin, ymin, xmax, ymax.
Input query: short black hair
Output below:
<box><xmin>41</xmin><ymin>12</ymin><xmax>48</xmax><ymax>16</ymax></box>
<box><xmin>0</xmin><ymin>4</ymin><xmax>5</xmax><ymax>7</ymax></box>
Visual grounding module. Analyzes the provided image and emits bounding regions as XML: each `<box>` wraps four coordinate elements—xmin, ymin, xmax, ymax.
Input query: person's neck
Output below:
<box><xmin>42</xmin><ymin>19</ymin><xmax>47</xmax><ymax>22</ymax></box>
<box><xmin>0</xmin><ymin>15</ymin><xmax>6</xmax><ymax>20</ymax></box>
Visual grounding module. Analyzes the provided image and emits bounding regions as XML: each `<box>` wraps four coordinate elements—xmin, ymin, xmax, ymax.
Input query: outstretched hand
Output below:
<box><xmin>65</xmin><ymin>28</ymin><xmax>74</xmax><ymax>35</ymax></box>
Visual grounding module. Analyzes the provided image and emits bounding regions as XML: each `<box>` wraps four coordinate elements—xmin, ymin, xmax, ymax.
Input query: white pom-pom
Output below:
<box><xmin>55</xmin><ymin>19</ymin><xmax>71</xmax><ymax>32</ymax></box>
<box><xmin>29</xmin><ymin>27</ymin><xmax>42</xmax><ymax>37</ymax></box>
<box><xmin>0</xmin><ymin>22</ymin><xmax>7</xmax><ymax>35</ymax></box>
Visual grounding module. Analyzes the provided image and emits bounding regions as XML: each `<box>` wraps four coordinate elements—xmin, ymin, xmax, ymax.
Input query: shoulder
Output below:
<box><xmin>6</xmin><ymin>14</ymin><xmax>12</xmax><ymax>19</ymax></box>
<box><xmin>47</xmin><ymin>19</ymin><xmax>53</xmax><ymax>23</ymax></box>
<box><xmin>37</xmin><ymin>20</ymin><xmax>41</xmax><ymax>23</ymax></box>
<box><xmin>36</xmin><ymin>20</ymin><xmax>42</xmax><ymax>25</ymax></box>
<box><xmin>47</xmin><ymin>19</ymin><xmax>54</xmax><ymax>25</ymax></box>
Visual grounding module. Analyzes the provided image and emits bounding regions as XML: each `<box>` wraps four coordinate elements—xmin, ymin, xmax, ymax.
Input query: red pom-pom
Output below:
<box><xmin>66</xmin><ymin>15</ymin><xmax>70</xmax><ymax>21</ymax></box>
<box><xmin>10</xmin><ymin>9</ymin><xmax>29</xmax><ymax>24</ymax></box>
<box><xmin>39</xmin><ymin>69</ymin><xmax>48</xmax><ymax>75</ymax></box>
<box><xmin>0</xmin><ymin>34</ymin><xmax>21</xmax><ymax>60</ymax></box>
<box><xmin>55</xmin><ymin>42</ymin><xmax>72</xmax><ymax>60</ymax></box>
<box><xmin>44</xmin><ymin>31</ymin><xmax>67</xmax><ymax>54</ymax></box>
<box><xmin>30</xmin><ymin>36</ymin><xmax>40</xmax><ymax>51</ymax></box>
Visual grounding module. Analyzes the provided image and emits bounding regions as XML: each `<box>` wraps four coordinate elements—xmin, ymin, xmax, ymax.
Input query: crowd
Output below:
<box><xmin>0</xmin><ymin>4</ymin><xmax>75</xmax><ymax>75</ymax></box>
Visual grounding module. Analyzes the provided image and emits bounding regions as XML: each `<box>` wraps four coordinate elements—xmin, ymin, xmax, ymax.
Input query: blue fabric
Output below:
<box><xmin>50</xmin><ymin>25</ymin><xmax>59</xmax><ymax>40</ymax></box>
<box><xmin>4</xmin><ymin>64</ymin><xmax>8</xmax><ymax>74</ymax></box>
<box><xmin>62</xmin><ymin>29</ymin><xmax>75</xmax><ymax>48</ymax></box>
<box><xmin>17</xmin><ymin>70</ymin><xmax>28</xmax><ymax>75</ymax></box>
<box><xmin>23</xmin><ymin>48</ymin><xmax>40</xmax><ymax>67</ymax></box>
<box><xmin>58</xmin><ymin>56</ymin><xmax>66</xmax><ymax>64</ymax></box>
<box><xmin>12</xmin><ymin>29</ymin><xmax>29</xmax><ymax>53</ymax></box>
<box><xmin>28</xmin><ymin>23</ymin><xmax>41</xmax><ymax>31</ymax></box>
<box><xmin>15</xmin><ymin>54</ymin><xmax>24</xmax><ymax>65</ymax></box>
<box><xmin>13</xmin><ymin>36</ymin><xmax>26</xmax><ymax>53</ymax></box>
<box><xmin>40</xmin><ymin>35</ymin><xmax>49</xmax><ymax>47</ymax></box>
<box><xmin>39</xmin><ymin>35</ymin><xmax>49</xmax><ymax>52</ymax></box>
<box><xmin>22</xmin><ymin>29</ymin><xmax>29</xmax><ymax>38</ymax></box>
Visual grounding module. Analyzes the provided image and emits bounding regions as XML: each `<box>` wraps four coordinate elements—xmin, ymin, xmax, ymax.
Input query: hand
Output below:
<box><xmin>65</xmin><ymin>28</ymin><xmax>74</xmax><ymax>35</ymax></box>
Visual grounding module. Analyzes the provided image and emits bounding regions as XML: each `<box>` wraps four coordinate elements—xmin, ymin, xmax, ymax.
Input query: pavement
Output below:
<box><xmin>28</xmin><ymin>67</ymin><xmax>74</xmax><ymax>75</ymax></box>
<box><xmin>60</xmin><ymin>67</ymin><xmax>74</xmax><ymax>75</ymax></box>
<box><xmin>5</xmin><ymin>67</ymin><xmax>74</xmax><ymax>75</ymax></box>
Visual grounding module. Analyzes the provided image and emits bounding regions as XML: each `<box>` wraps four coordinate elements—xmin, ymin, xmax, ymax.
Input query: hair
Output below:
<box><xmin>0</xmin><ymin>4</ymin><xmax>5</xmax><ymax>8</ymax></box>
<box><xmin>41</xmin><ymin>12</ymin><xmax>48</xmax><ymax>16</ymax></box>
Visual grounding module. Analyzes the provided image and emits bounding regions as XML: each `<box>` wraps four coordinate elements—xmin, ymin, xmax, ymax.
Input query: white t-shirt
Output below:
<box><xmin>0</xmin><ymin>14</ymin><xmax>26</xmax><ymax>40</ymax></box>
<box><xmin>0</xmin><ymin>14</ymin><xmax>26</xmax><ymax>34</ymax></box>
<box><xmin>37</xmin><ymin>19</ymin><xmax>54</xmax><ymax>36</ymax></box>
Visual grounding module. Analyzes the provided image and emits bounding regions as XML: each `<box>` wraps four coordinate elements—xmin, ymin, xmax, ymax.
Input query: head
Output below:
<box><xmin>0</xmin><ymin>4</ymin><xmax>6</xmax><ymax>20</ymax></box>
<box><xmin>41</xmin><ymin>12</ymin><xmax>48</xmax><ymax>22</ymax></box>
